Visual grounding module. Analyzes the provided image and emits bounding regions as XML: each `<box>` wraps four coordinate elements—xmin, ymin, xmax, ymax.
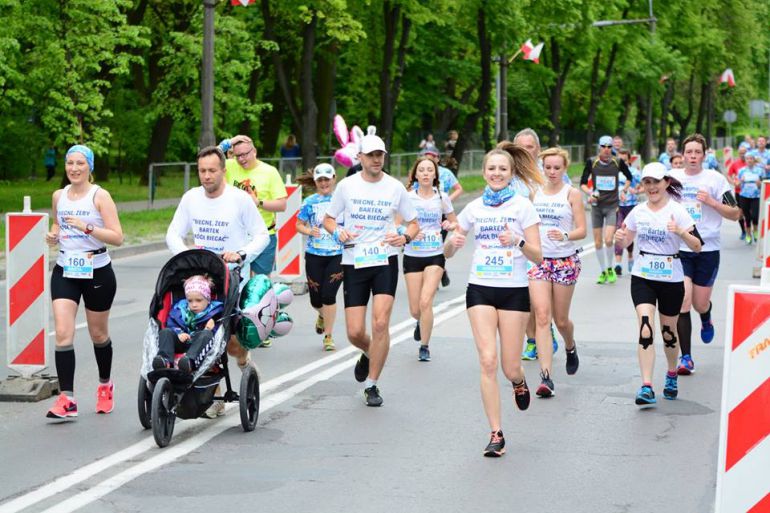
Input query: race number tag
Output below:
<box><xmin>473</xmin><ymin>248</ymin><xmax>513</xmax><ymax>278</ymax></box>
<box><xmin>62</xmin><ymin>252</ymin><xmax>94</xmax><ymax>279</ymax></box>
<box><xmin>639</xmin><ymin>254</ymin><xmax>673</xmax><ymax>281</ymax></box>
<box><xmin>683</xmin><ymin>201</ymin><xmax>702</xmax><ymax>222</ymax></box>
<box><xmin>595</xmin><ymin>175</ymin><xmax>616</xmax><ymax>191</ymax></box>
<box><xmin>311</xmin><ymin>231</ymin><xmax>340</xmax><ymax>251</ymax></box>
<box><xmin>411</xmin><ymin>230</ymin><xmax>442</xmax><ymax>252</ymax></box>
<box><xmin>354</xmin><ymin>241</ymin><xmax>388</xmax><ymax>269</ymax></box>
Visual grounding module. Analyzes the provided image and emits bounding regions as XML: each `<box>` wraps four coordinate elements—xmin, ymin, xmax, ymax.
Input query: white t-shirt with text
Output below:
<box><xmin>669</xmin><ymin>168</ymin><xmax>731</xmax><ymax>252</ymax></box>
<box><xmin>404</xmin><ymin>188</ymin><xmax>454</xmax><ymax>257</ymax></box>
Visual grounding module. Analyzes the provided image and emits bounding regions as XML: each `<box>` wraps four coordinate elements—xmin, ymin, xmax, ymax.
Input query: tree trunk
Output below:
<box><xmin>300</xmin><ymin>14</ymin><xmax>318</xmax><ymax>170</ymax></box>
<box><xmin>696</xmin><ymin>80</ymin><xmax>709</xmax><ymax>135</ymax></box>
<box><xmin>671</xmin><ymin>71</ymin><xmax>695</xmax><ymax>146</ymax></box>
<box><xmin>658</xmin><ymin>80</ymin><xmax>674</xmax><ymax>152</ymax></box>
<box><xmin>584</xmin><ymin>43</ymin><xmax>618</xmax><ymax>155</ymax></box>
<box><xmin>616</xmin><ymin>94</ymin><xmax>631</xmax><ymax>136</ymax></box>
<box><xmin>546</xmin><ymin>38</ymin><xmax>572</xmax><ymax>147</ymax></box>
<box><xmin>706</xmin><ymin>81</ymin><xmax>714</xmax><ymax>143</ymax></box>
<box><xmin>644</xmin><ymin>92</ymin><xmax>654</xmax><ymax>162</ymax></box>
<box><xmin>259</xmin><ymin>82</ymin><xmax>286</xmax><ymax>157</ymax></box>
<box><xmin>453</xmin><ymin>5</ymin><xmax>490</xmax><ymax>171</ymax></box>
<box><xmin>138</xmin><ymin>114</ymin><xmax>174</xmax><ymax>186</ymax></box>
<box><xmin>379</xmin><ymin>2</ymin><xmax>411</xmax><ymax>151</ymax></box>
<box><xmin>315</xmin><ymin>42</ymin><xmax>337</xmax><ymax>155</ymax></box>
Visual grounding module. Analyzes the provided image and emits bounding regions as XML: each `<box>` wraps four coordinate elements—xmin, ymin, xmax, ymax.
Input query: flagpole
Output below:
<box><xmin>507</xmin><ymin>49</ymin><xmax>522</xmax><ymax>64</ymax></box>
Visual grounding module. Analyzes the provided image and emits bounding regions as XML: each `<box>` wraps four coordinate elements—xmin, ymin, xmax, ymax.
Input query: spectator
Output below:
<box><xmin>279</xmin><ymin>134</ymin><xmax>301</xmax><ymax>178</ymax></box>
<box><xmin>419</xmin><ymin>133</ymin><xmax>439</xmax><ymax>154</ymax></box>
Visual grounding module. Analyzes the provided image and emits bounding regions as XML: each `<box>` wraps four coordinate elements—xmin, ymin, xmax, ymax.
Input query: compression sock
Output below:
<box><xmin>55</xmin><ymin>345</ymin><xmax>76</xmax><ymax>395</ymax></box>
<box><xmin>93</xmin><ymin>338</ymin><xmax>113</xmax><ymax>384</ymax></box>
<box><xmin>677</xmin><ymin>312</ymin><xmax>692</xmax><ymax>357</ymax></box>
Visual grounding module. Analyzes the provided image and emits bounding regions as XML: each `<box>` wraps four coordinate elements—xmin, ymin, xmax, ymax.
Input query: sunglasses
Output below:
<box><xmin>600</xmin><ymin>145</ymin><xmax>613</xmax><ymax>148</ymax></box>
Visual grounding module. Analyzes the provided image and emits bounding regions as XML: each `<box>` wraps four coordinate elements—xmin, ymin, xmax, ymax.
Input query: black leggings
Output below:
<box><xmin>305</xmin><ymin>253</ymin><xmax>343</xmax><ymax>308</ymax></box>
<box><xmin>157</xmin><ymin>328</ymin><xmax>215</xmax><ymax>371</ymax></box>
<box><xmin>739</xmin><ymin>196</ymin><xmax>759</xmax><ymax>227</ymax></box>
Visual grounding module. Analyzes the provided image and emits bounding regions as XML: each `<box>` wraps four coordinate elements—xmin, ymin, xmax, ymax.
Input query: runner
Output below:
<box><xmin>580</xmin><ymin>135</ymin><xmax>633</xmax><ymax>285</ymax></box>
<box><xmin>44</xmin><ymin>145</ymin><xmax>124</xmax><ymax>419</ymax></box>
<box><xmin>418</xmin><ymin>146</ymin><xmax>463</xmax><ymax>287</ymax></box>
<box><xmin>726</xmin><ymin>143</ymin><xmax>748</xmax><ymax>240</ymax></box>
<box><xmin>401</xmin><ymin>156</ymin><xmax>457</xmax><ymax>362</ymax></box>
<box><xmin>528</xmin><ymin>147</ymin><xmax>586</xmax><ymax>394</ymax></box>
<box><xmin>614</xmin><ymin>148</ymin><xmax>641</xmax><ymax>276</ymax></box>
<box><xmin>323</xmin><ymin>127</ymin><xmax>419</xmax><ymax>407</ymax></box>
<box><xmin>296</xmin><ymin>164</ymin><xmax>344</xmax><ymax>351</ymax></box>
<box><xmin>737</xmin><ymin>150</ymin><xmax>762</xmax><ymax>244</ymax></box>
<box><xmin>444</xmin><ymin>147</ymin><xmax>542</xmax><ymax>457</ymax></box>
<box><xmin>614</xmin><ymin>162</ymin><xmax>702</xmax><ymax>406</ymax></box>
<box><xmin>166</xmin><ymin>145</ymin><xmax>270</xmax><ymax>417</ymax></box>
<box><xmin>669</xmin><ymin>134</ymin><xmax>741</xmax><ymax>375</ymax></box>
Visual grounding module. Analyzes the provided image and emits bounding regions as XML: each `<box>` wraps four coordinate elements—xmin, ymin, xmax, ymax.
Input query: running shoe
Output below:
<box><xmin>521</xmin><ymin>338</ymin><xmax>538</xmax><ymax>360</ymax></box>
<box><xmin>203</xmin><ymin>400</ymin><xmax>225</xmax><ymax>418</ymax></box>
<box><xmin>152</xmin><ymin>355</ymin><xmax>171</xmax><ymax>370</ymax></box>
<box><xmin>315</xmin><ymin>314</ymin><xmax>324</xmax><ymax>335</ymax></box>
<box><xmin>483</xmin><ymin>430</ymin><xmax>506</xmax><ymax>457</ymax></box>
<box><xmin>663</xmin><ymin>373</ymin><xmax>678</xmax><ymax>400</ymax></box>
<box><xmin>596</xmin><ymin>270</ymin><xmax>607</xmax><ymax>284</ymax></box>
<box><xmin>354</xmin><ymin>353</ymin><xmax>370</xmax><ymax>382</ymax></box>
<box><xmin>323</xmin><ymin>334</ymin><xmax>335</xmax><ymax>351</ymax></box>
<box><xmin>363</xmin><ymin>385</ymin><xmax>383</xmax><ymax>407</ymax></box>
<box><xmin>565</xmin><ymin>347</ymin><xmax>579</xmax><ymax>375</ymax></box>
<box><xmin>606</xmin><ymin>267</ymin><xmax>617</xmax><ymax>284</ymax></box>
<box><xmin>677</xmin><ymin>354</ymin><xmax>695</xmax><ymax>375</ymax></box>
<box><xmin>614</xmin><ymin>264</ymin><xmax>623</xmax><ymax>276</ymax></box>
<box><xmin>701</xmin><ymin>320</ymin><xmax>715</xmax><ymax>344</ymax></box>
<box><xmin>441</xmin><ymin>271</ymin><xmax>450</xmax><ymax>287</ymax></box>
<box><xmin>46</xmin><ymin>393</ymin><xmax>78</xmax><ymax>419</ymax></box>
<box><xmin>258</xmin><ymin>338</ymin><xmax>272</xmax><ymax>348</ymax></box>
<box><xmin>177</xmin><ymin>355</ymin><xmax>192</xmax><ymax>374</ymax></box>
<box><xmin>745</xmin><ymin>234</ymin><xmax>752</xmax><ymax>245</ymax></box>
<box><xmin>635</xmin><ymin>385</ymin><xmax>656</xmax><ymax>406</ymax></box>
<box><xmin>418</xmin><ymin>345</ymin><xmax>431</xmax><ymax>362</ymax></box>
<box><xmin>413</xmin><ymin>322</ymin><xmax>421</xmax><ymax>342</ymax></box>
<box><xmin>96</xmin><ymin>381</ymin><xmax>114</xmax><ymax>414</ymax></box>
<box><xmin>551</xmin><ymin>324</ymin><xmax>559</xmax><ymax>355</ymax></box>
<box><xmin>512</xmin><ymin>379</ymin><xmax>530</xmax><ymax>411</ymax></box>
<box><xmin>536</xmin><ymin>371</ymin><xmax>555</xmax><ymax>398</ymax></box>
<box><xmin>739</xmin><ymin>232</ymin><xmax>746</xmax><ymax>240</ymax></box>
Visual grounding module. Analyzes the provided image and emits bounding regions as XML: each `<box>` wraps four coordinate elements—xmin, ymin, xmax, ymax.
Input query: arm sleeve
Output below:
<box><xmin>457</xmin><ymin>205</ymin><xmax>473</xmax><ymax>232</ymax></box>
<box><xmin>241</xmin><ymin>194</ymin><xmax>270</xmax><ymax>260</ymax></box>
<box><xmin>441</xmin><ymin>194</ymin><xmax>454</xmax><ymax>214</ymax></box>
<box><xmin>166</xmin><ymin>194</ymin><xmax>191</xmax><ymax>255</ymax></box>
<box><xmin>519</xmin><ymin>200</ymin><xmax>541</xmax><ymax>229</ymax></box>
<box><xmin>619</xmin><ymin>159</ymin><xmax>632</xmax><ymax>181</ymax></box>
<box><xmin>717</xmin><ymin>173</ymin><xmax>732</xmax><ymax>197</ymax></box>
<box><xmin>268</xmin><ymin>169</ymin><xmax>288</xmax><ymax>200</ymax></box>
<box><xmin>297</xmin><ymin>199</ymin><xmax>312</xmax><ymax>223</ymax></box>
<box><xmin>580</xmin><ymin>159</ymin><xmax>592</xmax><ymax>185</ymax></box>
<box><xmin>326</xmin><ymin>181</ymin><xmax>346</xmax><ymax>219</ymax></box>
<box><xmin>623</xmin><ymin>207</ymin><xmax>637</xmax><ymax>231</ymax></box>
<box><xmin>397</xmin><ymin>186</ymin><xmax>418</xmax><ymax>222</ymax></box>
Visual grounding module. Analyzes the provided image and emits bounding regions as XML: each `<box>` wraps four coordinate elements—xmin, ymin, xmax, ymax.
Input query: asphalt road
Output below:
<box><xmin>0</xmin><ymin>217</ymin><xmax>759</xmax><ymax>513</ymax></box>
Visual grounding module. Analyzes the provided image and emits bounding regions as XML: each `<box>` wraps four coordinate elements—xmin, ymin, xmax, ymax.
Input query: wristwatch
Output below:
<box><xmin>257</xmin><ymin>199</ymin><xmax>264</xmax><ymax>209</ymax></box>
<box><xmin>403</xmin><ymin>234</ymin><xmax>412</xmax><ymax>244</ymax></box>
<box><xmin>563</xmin><ymin>232</ymin><xmax>570</xmax><ymax>241</ymax></box>
<box><xmin>517</xmin><ymin>238</ymin><xmax>526</xmax><ymax>248</ymax></box>
<box><xmin>84</xmin><ymin>223</ymin><xmax>94</xmax><ymax>235</ymax></box>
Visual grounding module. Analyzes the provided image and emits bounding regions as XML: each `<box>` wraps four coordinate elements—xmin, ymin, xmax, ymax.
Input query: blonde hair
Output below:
<box><xmin>539</xmin><ymin>147</ymin><xmax>571</xmax><ymax>169</ymax></box>
<box><xmin>494</xmin><ymin>142</ymin><xmax>544</xmax><ymax>192</ymax></box>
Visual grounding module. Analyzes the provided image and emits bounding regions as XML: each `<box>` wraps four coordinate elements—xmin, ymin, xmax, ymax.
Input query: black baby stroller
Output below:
<box><xmin>137</xmin><ymin>249</ymin><xmax>260</xmax><ymax>448</ymax></box>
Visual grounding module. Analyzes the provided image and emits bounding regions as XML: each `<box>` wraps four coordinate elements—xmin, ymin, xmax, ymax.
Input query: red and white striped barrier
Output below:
<box><xmin>716</xmin><ymin>285</ymin><xmax>770</xmax><ymax>512</ymax></box>
<box><xmin>276</xmin><ymin>181</ymin><xmax>303</xmax><ymax>281</ymax></box>
<box><xmin>752</xmin><ymin>181</ymin><xmax>770</xmax><ymax>278</ymax></box>
<box><xmin>5</xmin><ymin>199</ymin><xmax>49</xmax><ymax>379</ymax></box>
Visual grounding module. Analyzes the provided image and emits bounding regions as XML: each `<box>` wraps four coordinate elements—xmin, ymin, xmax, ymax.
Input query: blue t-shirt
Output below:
<box><xmin>438</xmin><ymin>166</ymin><xmax>458</xmax><ymax>194</ymax></box>
<box><xmin>297</xmin><ymin>193</ymin><xmax>343</xmax><ymax>256</ymax></box>
<box><xmin>659</xmin><ymin>152</ymin><xmax>672</xmax><ymax>170</ymax></box>
<box><xmin>618</xmin><ymin>168</ymin><xmax>641</xmax><ymax>207</ymax></box>
<box><xmin>738</xmin><ymin>165</ymin><xmax>763</xmax><ymax>199</ymax></box>
<box><xmin>702</xmin><ymin>153</ymin><xmax>719</xmax><ymax>170</ymax></box>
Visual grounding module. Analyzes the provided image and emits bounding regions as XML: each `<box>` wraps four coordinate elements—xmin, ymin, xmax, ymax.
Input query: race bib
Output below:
<box><xmin>62</xmin><ymin>251</ymin><xmax>94</xmax><ymax>279</ymax></box>
<box><xmin>311</xmin><ymin>231</ymin><xmax>340</xmax><ymax>251</ymax></box>
<box><xmin>683</xmin><ymin>201</ymin><xmax>702</xmax><ymax>222</ymax></box>
<box><xmin>595</xmin><ymin>175</ymin><xmax>616</xmax><ymax>191</ymax></box>
<box><xmin>411</xmin><ymin>230</ymin><xmax>442</xmax><ymax>252</ymax></box>
<box><xmin>639</xmin><ymin>254</ymin><xmax>673</xmax><ymax>281</ymax></box>
<box><xmin>354</xmin><ymin>241</ymin><xmax>388</xmax><ymax>269</ymax></box>
<box><xmin>473</xmin><ymin>248</ymin><xmax>513</xmax><ymax>278</ymax></box>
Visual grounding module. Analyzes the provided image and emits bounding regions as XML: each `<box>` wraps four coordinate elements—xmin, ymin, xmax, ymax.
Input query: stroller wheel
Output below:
<box><xmin>151</xmin><ymin>377</ymin><xmax>176</xmax><ymax>447</ymax></box>
<box><xmin>239</xmin><ymin>365</ymin><xmax>260</xmax><ymax>432</ymax></box>
<box><xmin>137</xmin><ymin>376</ymin><xmax>152</xmax><ymax>429</ymax></box>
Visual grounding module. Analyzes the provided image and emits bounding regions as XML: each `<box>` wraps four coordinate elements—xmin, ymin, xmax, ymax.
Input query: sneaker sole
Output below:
<box><xmin>324</xmin><ymin>345</ymin><xmax>336</xmax><ymax>351</ymax></box>
<box><xmin>483</xmin><ymin>449</ymin><xmax>505</xmax><ymax>457</ymax></box>
<box><xmin>535</xmin><ymin>386</ymin><xmax>554</xmax><ymax>398</ymax></box>
<box><xmin>418</xmin><ymin>357</ymin><xmax>431</xmax><ymax>362</ymax></box>
<box><xmin>635</xmin><ymin>397</ymin><xmax>657</xmax><ymax>406</ymax></box>
<box><xmin>521</xmin><ymin>354</ymin><xmax>538</xmax><ymax>361</ymax></box>
<box><xmin>46</xmin><ymin>411</ymin><xmax>78</xmax><ymax>419</ymax></box>
<box><xmin>663</xmin><ymin>392</ymin><xmax>678</xmax><ymax>400</ymax></box>
<box><xmin>676</xmin><ymin>368</ymin><xmax>693</xmax><ymax>376</ymax></box>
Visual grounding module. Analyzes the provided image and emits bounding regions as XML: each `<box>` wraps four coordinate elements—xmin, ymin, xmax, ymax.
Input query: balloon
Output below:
<box><xmin>239</xmin><ymin>275</ymin><xmax>277</xmax><ymax>345</ymax></box>
<box><xmin>237</xmin><ymin>317</ymin><xmax>263</xmax><ymax>350</ymax></box>
<box><xmin>332</xmin><ymin>114</ymin><xmax>362</xmax><ymax>168</ymax></box>
<box><xmin>270</xmin><ymin>311</ymin><xmax>293</xmax><ymax>338</ymax></box>
<box><xmin>272</xmin><ymin>283</ymin><xmax>294</xmax><ymax>308</ymax></box>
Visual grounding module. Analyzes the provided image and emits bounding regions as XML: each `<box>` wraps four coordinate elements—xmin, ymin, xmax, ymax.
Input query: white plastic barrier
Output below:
<box><xmin>275</xmin><ymin>178</ymin><xmax>303</xmax><ymax>281</ymax></box>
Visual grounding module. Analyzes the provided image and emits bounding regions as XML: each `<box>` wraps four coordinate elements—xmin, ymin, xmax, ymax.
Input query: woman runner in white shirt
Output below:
<box><xmin>445</xmin><ymin>148</ymin><xmax>542</xmax><ymax>457</ymax></box>
<box><xmin>400</xmin><ymin>156</ymin><xmax>458</xmax><ymax>362</ymax></box>
<box><xmin>615</xmin><ymin>163</ymin><xmax>702</xmax><ymax>407</ymax></box>
<box><xmin>527</xmin><ymin>148</ymin><xmax>587</xmax><ymax>397</ymax></box>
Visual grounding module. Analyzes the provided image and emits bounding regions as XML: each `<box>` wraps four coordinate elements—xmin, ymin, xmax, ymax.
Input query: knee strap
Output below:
<box><xmin>639</xmin><ymin>315</ymin><xmax>653</xmax><ymax>349</ymax></box>
<box><xmin>662</xmin><ymin>325</ymin><xmax>677</xmax><ymax>349</ymax></box>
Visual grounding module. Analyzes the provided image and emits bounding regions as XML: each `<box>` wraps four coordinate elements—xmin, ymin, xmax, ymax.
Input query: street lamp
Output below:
<box><xmin>199</xmin><ymin>0</ymin><xmax>216</xmax><ymax>149</ymax></box>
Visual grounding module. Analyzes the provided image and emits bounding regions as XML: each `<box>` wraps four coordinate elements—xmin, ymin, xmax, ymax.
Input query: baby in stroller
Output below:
<box><xmin>152</xmin><ymin>275</ymin><xmax>224</xmax><ymax>374</ymax></box>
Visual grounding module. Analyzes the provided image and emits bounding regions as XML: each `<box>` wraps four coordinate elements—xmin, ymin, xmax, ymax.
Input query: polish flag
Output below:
<box><xmin>520</xmin><ymin>39</ymin><xmax>544</xmax><ymax>64</ymax></box>
<box><xmin>231</xmin><ymin>0</ymin><xmax>255</xmax><ymax>5</ymax></box>
<box><xmin>719</xmin><ymin>68</ymin><xmax>736</xmax><ymax>87</ymax></box>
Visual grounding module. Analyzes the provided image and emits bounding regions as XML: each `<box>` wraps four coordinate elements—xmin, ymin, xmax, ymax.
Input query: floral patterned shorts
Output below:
<box><xmin>527</xmin><ymin>253</ymin><xmax>582</xmax><ymax>286</ymax></box>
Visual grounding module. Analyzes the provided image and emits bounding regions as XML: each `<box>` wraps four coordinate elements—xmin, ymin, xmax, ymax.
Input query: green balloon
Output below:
<box><xmin>236</xmin><ymin>317</ymin><xmax>263</xmax><ymax>349</ymax></box>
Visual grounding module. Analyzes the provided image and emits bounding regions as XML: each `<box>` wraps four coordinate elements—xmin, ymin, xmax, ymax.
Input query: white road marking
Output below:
<box><xmin>0</xmin><ymin>296</ymin><xmax>467</xmax><ymax>513</ymax></box>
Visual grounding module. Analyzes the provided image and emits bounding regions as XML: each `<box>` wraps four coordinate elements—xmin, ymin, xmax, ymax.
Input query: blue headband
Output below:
<box><xmin>66</xmin><ymin>145</ymin><xmax>94</xmax><ymax>172</ymax></box>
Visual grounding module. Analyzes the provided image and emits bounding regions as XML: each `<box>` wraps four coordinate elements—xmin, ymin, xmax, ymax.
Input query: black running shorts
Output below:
<box><xmin>342</xmin><ymin>255</ymin><xmax>399</xmax><ymax>308</ymax></box>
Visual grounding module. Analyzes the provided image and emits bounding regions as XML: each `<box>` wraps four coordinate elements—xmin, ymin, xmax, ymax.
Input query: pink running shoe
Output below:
<box><xmin>46</xmin><ymin>393</ymin><xmax>78</xmax><ymax>419</ymax></box>
<box><xmin>96</xmin><ymin>381</ymin><xmax>114</xmax><ymax>414</ymax></box>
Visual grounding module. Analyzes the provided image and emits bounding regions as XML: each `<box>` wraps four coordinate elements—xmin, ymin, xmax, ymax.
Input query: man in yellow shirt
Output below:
<box><xmin>224</xmin><ymin>135</ymin><xmax>288</xmax><ymax>278</ymax></box>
